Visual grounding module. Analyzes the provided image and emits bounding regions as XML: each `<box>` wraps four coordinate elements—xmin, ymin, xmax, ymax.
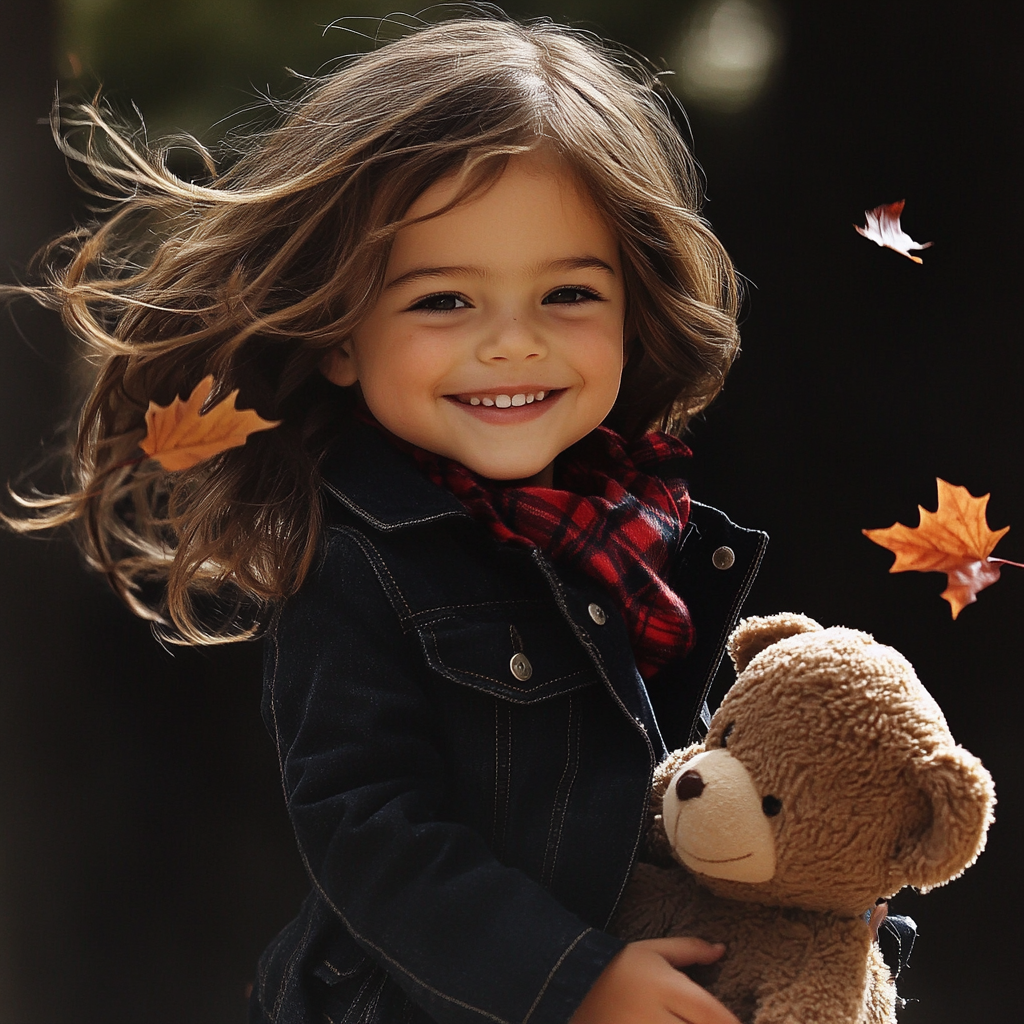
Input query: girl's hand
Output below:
<box><xmin>569</xmin><ymin>937</ymin><xmax>740</xmax><ymax>1024</ymax></box>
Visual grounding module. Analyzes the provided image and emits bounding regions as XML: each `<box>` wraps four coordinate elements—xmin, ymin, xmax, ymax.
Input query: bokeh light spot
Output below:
<box><xmin>672</xmin><ymin>0</ymin><xmax>783</xmax><ymax>113</ymax></box>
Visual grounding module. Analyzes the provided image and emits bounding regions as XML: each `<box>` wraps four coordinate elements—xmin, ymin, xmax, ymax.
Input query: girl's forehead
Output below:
<box><xmin>387</xmin><ymin>152</ymin><xmax>620</xmax><ymax>276</ymax></box>
<box><xmin>406</xmin><ymin>149</ymin><xmax>574</xmax><ymax>214</ymax></box>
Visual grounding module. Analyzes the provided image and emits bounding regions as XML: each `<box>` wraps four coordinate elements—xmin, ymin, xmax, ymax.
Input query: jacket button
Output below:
<box><xmin>712</xmin><ymin>545</ymin><xmax>736</xmax><ymax>570</ymax></box>
<box><xmin>509</xmin><ymin>653</ymin><xmax>533</xmax><ymax>681</ymax></box>
<box><xmin>587</xmin><ymin>603</ymin><xmax>607</xmax><ymax>625</ymax></box>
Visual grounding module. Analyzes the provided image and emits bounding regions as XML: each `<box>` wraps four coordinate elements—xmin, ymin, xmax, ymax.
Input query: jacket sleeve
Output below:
<box><xmin>264</xmin><ymin>528</ymin><xmax>624</xmax><ymax>1024</ymax></box>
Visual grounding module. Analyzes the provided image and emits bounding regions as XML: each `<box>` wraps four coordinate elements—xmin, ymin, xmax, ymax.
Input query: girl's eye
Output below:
<box><xmin>542</xmin><ymin>287</ymin><xmax>601</xmax><ymax>305</ymax></box>
<box><xmin>720</xmin><ymin>722</ymin><xmax>735</xmax><ymax>748</ymax></box>
<box><xmin>409</xmin><ymin>293</ymin><xmax>469</xmax><ymax>312</ymax></box>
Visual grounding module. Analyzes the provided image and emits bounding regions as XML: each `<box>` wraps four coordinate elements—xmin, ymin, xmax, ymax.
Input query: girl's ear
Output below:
<box><xmin>320</xmin><ymin>342</ymin><xmax>358</xmax><ymax>387</ymax></box>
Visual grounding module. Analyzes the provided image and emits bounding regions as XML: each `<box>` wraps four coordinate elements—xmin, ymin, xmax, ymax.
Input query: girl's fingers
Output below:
<box><xmin>665</xmin><ymin>975</ymin><xmax>742</xmax><ymax>1024</ymax></box>
<box><xmin>636</xmin><ymin>938</ymin><xmax>740</xmax><ymax>1024</ymax></box>
<box><xmin>641</xmin><ymin>936</ymin><xmax>728</xmax><ymax>967</ymax></box>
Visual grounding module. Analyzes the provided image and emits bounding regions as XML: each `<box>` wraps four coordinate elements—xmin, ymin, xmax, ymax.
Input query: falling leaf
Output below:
<box><xmin>854</xmin><ymin>200</ymin><xmax>933</xmax><ymax>263</ymax></box>
<box><xmin>140</xmin><ymin>375</ymin><xmax>280</xmax><ymax>472</ymax></box>
<box><xmin>863</xmin><ymin>479</ymin><xmax>1012</xmax><ymax>618</ymax></box>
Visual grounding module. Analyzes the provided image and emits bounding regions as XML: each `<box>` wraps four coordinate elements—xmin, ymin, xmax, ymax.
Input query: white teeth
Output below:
<box><xmin>457</xmin><ymin>389</ymin><xmax>554</xmax><ymax>406</ymax></box>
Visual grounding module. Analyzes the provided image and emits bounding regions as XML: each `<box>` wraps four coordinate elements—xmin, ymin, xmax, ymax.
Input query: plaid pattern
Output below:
<box><xmin>407</xmin><ymin>425</ymin><xmax>696</xmax><ymax>680</ymax></box>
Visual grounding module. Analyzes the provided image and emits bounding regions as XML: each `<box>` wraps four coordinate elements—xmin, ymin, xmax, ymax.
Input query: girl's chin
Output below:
<box><xmin>496</xmin><ymin>465</ymin><xmax>555</xmax><ymax>488</ymax></box>
<box><xmin>464</xmin><ymin>462</ymin><xmax>555</xmax><ymax>486</ymax></box>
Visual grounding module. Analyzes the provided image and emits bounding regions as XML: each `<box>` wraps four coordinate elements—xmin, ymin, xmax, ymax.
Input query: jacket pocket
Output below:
<box><xmin>417</xmin><ymin>610</ymin><xmax>598</xmax><ymax>703</ymax></box>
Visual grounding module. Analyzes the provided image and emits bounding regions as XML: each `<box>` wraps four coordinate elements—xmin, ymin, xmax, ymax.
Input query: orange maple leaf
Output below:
<box><xmin>140</xmin><ymin>375</ymin><xmax>280</xmax><ymax>472</ymax></box>
<box><xmin>863</xmin><ymin>478</ymin><xmax>1012</xmax><ymax>618</ymax></box>
<box><xmin>854</xmin><ymin>200</ymin><xmax>933</xmax><ymax>263</ymax></box>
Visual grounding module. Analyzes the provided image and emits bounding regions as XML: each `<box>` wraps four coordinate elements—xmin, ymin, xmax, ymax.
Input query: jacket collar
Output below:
<box><xmin>319</xmin><ymin>416</ymin><xmax>469</xmax><ymax>531</ymax></box>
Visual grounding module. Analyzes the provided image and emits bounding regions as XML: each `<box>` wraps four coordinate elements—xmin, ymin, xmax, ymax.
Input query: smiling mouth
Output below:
<box><xmin>677</xmin><ymin>847</ymin><xmax>754</xmax><ymax>865</ymax></box>
<box><xmin>450</xmin><ymin>388</ymin><xmax>565</xmax><ymax>407</ymax></box>
<box><xmin>444</xmin><ymin>387</ymin><xmax>566</xmax><ymax>424</ymax></box>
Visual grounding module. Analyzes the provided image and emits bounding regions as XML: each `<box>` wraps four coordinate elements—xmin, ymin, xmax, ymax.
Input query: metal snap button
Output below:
<box><xmin>587</xmin><ymin>603</ymin><xmax>607</xmax><ymax>625</ymax></box>
<box><xmin>509</xmin><ymin>653</ymin><xmax>533</xmax><ymax>681</ymax></box>
<box><xmin>712</xmin><ymin>545</ymin><xmax>736</xmax><ymax>570</ymax></box>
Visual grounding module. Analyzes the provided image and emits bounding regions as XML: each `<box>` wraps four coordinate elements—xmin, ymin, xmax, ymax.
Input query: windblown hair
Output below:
<box><xmin>4</xmin><ymin>14</ymin><xmax>741</xmax><ymax>643</ymax></box>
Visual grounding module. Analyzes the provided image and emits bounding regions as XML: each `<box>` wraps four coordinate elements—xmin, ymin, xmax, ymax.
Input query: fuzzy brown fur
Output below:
<box><xmin>612</xmin><ymin>613</ymin><xmax>995</xmax><ymax>1024</ymax></box>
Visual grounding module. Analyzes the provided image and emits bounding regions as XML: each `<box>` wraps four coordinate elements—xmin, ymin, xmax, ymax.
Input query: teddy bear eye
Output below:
<box><xmin>720</xmin><ymin>722</ymin><xmax>735</xmax><ymax>748</ymax></box>
<box><xmin>762</xmin><ymin>795</ymin><xmax>782</xmax><ymax>817</ymax></box>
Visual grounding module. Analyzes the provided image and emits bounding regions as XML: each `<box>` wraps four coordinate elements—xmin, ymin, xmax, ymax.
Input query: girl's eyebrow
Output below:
<box><xmin>385</xmin><ymin>255</ymin><xmax>617</xmax><ymax>291</ymax></box>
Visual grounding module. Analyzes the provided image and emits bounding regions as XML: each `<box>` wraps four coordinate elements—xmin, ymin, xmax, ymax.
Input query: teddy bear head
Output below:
<box><xmin>654</xmin><ymin>613</ymin><xmax>995</xmax><ymax>916</ymax></box>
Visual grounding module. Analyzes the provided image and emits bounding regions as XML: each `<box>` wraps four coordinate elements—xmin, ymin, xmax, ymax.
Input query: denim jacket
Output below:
<box><xmin>251</xmin><ymin>418</ymin><xmax>767</xmax><ymax>1024</ymax></box>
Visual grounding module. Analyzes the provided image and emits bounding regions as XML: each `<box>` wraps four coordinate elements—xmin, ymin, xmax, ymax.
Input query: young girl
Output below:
<box><xmin>7</xmin><ymin>15</ymin><xmax>767</xmax><ymax>1024</ymax></box>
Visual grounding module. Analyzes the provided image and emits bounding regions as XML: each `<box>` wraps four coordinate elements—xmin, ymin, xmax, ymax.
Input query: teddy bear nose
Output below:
<box><xmin>675</xmin><ymin>770</ymin><xmax>705</xmax><ymax>801</ymax></box>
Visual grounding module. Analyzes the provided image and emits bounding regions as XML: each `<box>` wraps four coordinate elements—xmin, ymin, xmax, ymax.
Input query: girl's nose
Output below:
<box><xmin>477</xmin><ymin>315</ymin><xmax>547</xmax><ymax>363</ymax></box>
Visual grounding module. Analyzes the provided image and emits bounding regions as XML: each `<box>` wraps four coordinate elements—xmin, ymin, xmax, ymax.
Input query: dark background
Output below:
<box><xmin>1</xmin><ymin>1</ymin><xmax>1020</xmax><ymax>1021</ymax></box>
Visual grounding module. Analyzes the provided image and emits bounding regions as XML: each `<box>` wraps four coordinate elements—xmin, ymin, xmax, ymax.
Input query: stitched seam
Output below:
<box><xmin>256</xmin><ymin>948</ymin><xmax>270</xmax><ymax>1018</ymax></box>
<box><xmin>335</xmin><ymin>532</ymin><xmax>547</xmax><ymax>636</ymax></box>
<box><xmin>265</xmin><ymin>629</ymin><xmax>313</xmax><ymax>1024</ymax></box>
<box><xmin>267</xmin><ymin>632</ymin><xmax>288</xmax><ymax>799</ymax></box>
<box><xmin>503</xmin><ymin>705</ymin><xmax>512</xmax><ymax>850</ymax></box>
<box><xmin>423</xmin><ymin>627</ymin><xmax>587</xmax><ymax>692</ymax></box>
<box><xmin>521</xmin><ymin>929</ymin><xmax>592</xmax><ymax>1024</ymax></box>
<box><xmin>360</xmin><ymin>971</ymin><xmax>388</xmax><ymax>1023</ymax></box>
<box><xmin>274</xmin><ymin>560</ymin><xmax>510</xmax><ymax>1021</ymax></box>
<box><xmin>319</xmin><ymin>958</ymin><xmax>366</xmax><ymax>981</ymax></box>
<box><xmin>272</xmin><ymin>909</ymin><xmax>316</xmax><ymax>1024</ymax></box>
<box><xmin>282</xmin><ymin>827</ymin><xmax>513</xmax><ymax>1024</ymax></box>
<box><xmin>311</xmin><ymin>582</ymin><xmax>543</xmax><ymax>622</ymax></box>
<box><xmin>541</xmin><ymin>699</ymin><xmax>574</xmax><ymax>885</ymax></box>
<box><xmin>334</xmin><ymin>528</ymin><xmax>414</xmax><ymax>620</ymax></box>
<box><xmin>324</xmin><ymin>481</ymin><xmax>467</xmax><ymax>532</ymax></box>
<box><xmin>541</xmin><ymin>696</ymin><xmax>582</xmax><ymax>887</ymax></box>
<box><xmin>527</xmin><ymin>549</ymin><xmax>654</xmax><ymax>926</ymax></box>
<box><xmin>686</xmin><ymin>528</ymin><xmax>769</xmax><ymax>743</ymax></box>
<box><xmin>409</xmin><ymin>599</ymin><xmax>540</xmax><ymax>618</ymax></box>
<box><xmin>492</xmin><ymin>703</ymin><xmax>501</xmax><ymax>851</ymax></box>
<box><xmin>492</xmin><ymin>703</ymin><xmax>512</xmax><ymax>858</ymax></box>
<box><xmin>338</xmin><ymin>971</ymin><xmax>376</xmax><ymax>1024</ymax></box>
<box><xmin>270</xmin><ymin>627</ymin><xmax>374</xmax><ymax>1021</ymax></box>
<box><xmin>261</xmin><ymin>632</ymin><xmax>286</xmax><ymax>1023</ymax></box>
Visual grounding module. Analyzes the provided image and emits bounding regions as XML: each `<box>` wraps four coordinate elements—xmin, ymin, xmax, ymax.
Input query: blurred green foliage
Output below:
<box><xmin>58</xmin><ymin>0</ymin><xmax>702</xmax><ymax>141</ymax></box>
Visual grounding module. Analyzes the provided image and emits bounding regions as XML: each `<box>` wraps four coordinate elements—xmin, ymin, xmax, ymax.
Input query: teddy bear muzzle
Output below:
<box><xmin>662</xmin><ymin>749</ymin><xmax>777</xmax><ymax>884</ymax></box>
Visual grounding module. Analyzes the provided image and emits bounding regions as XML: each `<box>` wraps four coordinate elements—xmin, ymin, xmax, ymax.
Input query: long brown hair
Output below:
<box><xmin>3</xmin><ymin>14</ymin><xmax>741</xmax><ymax>643</ymax></box>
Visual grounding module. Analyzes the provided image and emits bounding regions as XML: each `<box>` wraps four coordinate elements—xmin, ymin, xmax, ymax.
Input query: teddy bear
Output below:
<box><xmin>611</xmin><ymin>613</ymin><xmax>995</xmax><ymax>1024</ymax></box>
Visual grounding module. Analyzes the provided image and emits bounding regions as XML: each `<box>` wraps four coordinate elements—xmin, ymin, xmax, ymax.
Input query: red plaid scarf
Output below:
<box><xmin>364</xmin><ymin>414</ymin><xmax>695</xmax><ymax>679</ymax></box>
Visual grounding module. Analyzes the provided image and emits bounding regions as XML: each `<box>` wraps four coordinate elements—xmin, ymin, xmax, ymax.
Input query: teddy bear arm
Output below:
<box><xmin>861</xmin><ymin>942</ymin><xmax>898</xmax><ymax>1024</ymax></box>
<box><xmin>609</xmin><ymin>862</ymin><xmax>706</xmax><ymax>941</ymax></box>
<box><xmin>750</xmin><ymin>932</ymin><xmax>890</xmax><ymax>1024</ymax></box>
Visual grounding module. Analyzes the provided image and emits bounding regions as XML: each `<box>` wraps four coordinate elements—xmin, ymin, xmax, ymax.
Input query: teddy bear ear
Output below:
<box><xmin>895</xmin><ymin>747</ymin><xmax>996</xmax><ymax>892</ymax></box>
<box><xmin>727</xmin><ymin>613</ymin><xmax>824</xmax><ymax>673</ymax></box>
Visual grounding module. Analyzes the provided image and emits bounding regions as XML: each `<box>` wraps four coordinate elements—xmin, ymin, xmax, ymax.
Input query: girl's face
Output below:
<box><xmin>322</xmin><ymin>150</ymin><xmax>626</xmax><ymax>485</ymax></box>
